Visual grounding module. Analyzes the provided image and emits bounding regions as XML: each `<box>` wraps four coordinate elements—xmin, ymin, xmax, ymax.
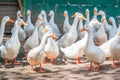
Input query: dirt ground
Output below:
<box><xmin>1</xmin><ymin>54</ymin><xmax>120</xmax><ymax>80</ymax></box>
<box><xmin>0</xmin><ymin>37</ymin><xmax>120</xmax><ymax>80</ymax></box>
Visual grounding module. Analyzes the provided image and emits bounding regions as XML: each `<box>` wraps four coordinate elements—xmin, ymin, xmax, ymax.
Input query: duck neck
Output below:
<box><xmin>65</xmin><ymin>15</ymin><xmax>69</xmax><ymax>23</ymax></box>
<box><xmin>85</xmin><ymin>14</ymin><xmax>89</xmax><ymax>25</ymax></box>
<box><xmin>0</xmin><ymin>22</ymin><xmax>6</xmax><ymax>37</ymax></box>
<box><xmin>27</xmin><ymin>15</ymin><xmax>32</xmax><ymax>24</ymax></box>
<box><xmin>38</xmin><ymin>34</ymin><xmax>48</xmax><ymax>49</ymax></box>
<box><xmin>102</xmin><ymin>16</ymin><xmax>107</xmax><ymax>24</ymax></box>
<box><xmin>70</xmin><ymin>17</ymin><xmax>79</xmax><ymax>31</ymax></box>
<box><xmin>78</xmin><ymin>19</ymin><xmax>83</xmax><ymax>30</ymax></box>
<box><xmin>11</xmin><ymin>24</ymin><xmax>19</xmax><ymax>39</ymax></box>
<box><xmin>86</xmin><ymin>31</ymin><xmax>94</xmax><ymax>48</ymax></box>
<box><xmin>33</xmin><ymin>25</ymin><xmax>39</xmax><ymax>33</ymax></box>
<box><xmin>49</xmin><ymin>15</ymin><xmax>54</xmax><ymax>24</ymax></box>
<box><xmin>0</xmin><ymin>22</ymin><xmax>6</xmax><ymax>44</ymax></box>
<box><xmin>111</xmin><ymin>20</ymin><xmax>117</xmax><ymax>29</ymax></box>
<box><xmin>17</xmin><ymin>16</ymin><xmax>20</xmax><ymax>19</ymax></box>
<box><xmin>43</xmin><ymin>14</ymin><xmax>49</xmax><ymax>26</ymax></box>
<box><xmin>93</xmin><ymin>14</ymin><xmax>97</xmax><ymax>19</ymax></box>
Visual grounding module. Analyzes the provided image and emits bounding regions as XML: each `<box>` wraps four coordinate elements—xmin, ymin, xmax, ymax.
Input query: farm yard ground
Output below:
<box><xmin>0</xmin><ymin>37</ymin><xmax>120</xmax><ymax>80</ymax></box>
<box><xmin>1</xmin><ymin>56</ymin><xmax>120</xmax><ymax>80</ymax></box>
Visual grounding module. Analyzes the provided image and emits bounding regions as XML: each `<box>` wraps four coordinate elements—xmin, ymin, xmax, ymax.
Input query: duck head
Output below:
<box><xmin>80</xmin><ymin>25</ymin><xmax>92</xmax><ymax>33</ymax></box>
<box><xmin>72</xmin><ymin>12</ymin><xmax>86</xmax><ymax>20</ymax></box>
<box><xmin>37</xmin><ymin>14</ymin><xmax>43</xmax><ymax>20</ymax></box>
<box><xmin>48</xmin><ymin>10</ymin><xmax>54</xmax><ymax>16</ymax></box>
<box><xmin>17</xmin><ymin>10</ymin><xmax>23</xmax><ymax>18</ymax></box>
<box><xmin>16</xmin><ymin>18</ymin><xmax>27</xmax><ymax>26</ymax></box>
<box><xmin>108</xmin><ymin>17</ymin><xmax>115</xmax><ymax>25</ymax></box>
<box><xmin>63</xmin><ymin>11</ymin><xmax>68</xmax><ymax>17</ymax></box>
<box><xmin>94</xmin><ymin>7</ymin><xmax>98</xmax><ymax>15</ymax></box>
<box><xmin>2</xmin><ymin>16</ymin><xmax>14</xmax><ymax>23</ymax></box>
<box><xmin>90</xmin><ymin>19</ymin><xmax>102</xmax><ymax>26</ymax></box>
<box><xmin>97</xmin><ymin>10</ymin><xmax>105</xmax><ymax>16</ymax></box>
<box><xmin>85</xmin><ymin>9</ymin><xmax>89</xmax><ymax>16</ymax></box>
<box><xmin>27</xmin><ymin>10</ymin><xmax>31</xmax><ymax>16</ymax></box>
<box><xmin>98</xmin><ymin>10</ymin><xmax>106</xmax><ymax>23</ymax></box>
<box><xmin>35</xmin><ymin>14</ymin><xmax>44</xmax><ymax>26</ymax></box>
<box><xmin>42</xmin><ymin>26</ymin><xmax>58</xmax><ymax>39</ymax></box>
<box><xmin>80</xmin><ymin>21</ymin><xmax>102</xmax><ymax>32</ymax></box>
<box><xmin>41</xmin><ymin>10</ymin><xmax>46</xmax><ymax>16</ymax></box>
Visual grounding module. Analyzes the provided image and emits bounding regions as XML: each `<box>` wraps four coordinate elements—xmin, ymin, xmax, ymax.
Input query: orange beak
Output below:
<box><xmin>94</xmin><ymin>10</ymin><xmax>97</xmax><ymax>15</ymax></box>
<box><xmin>71</xmin><ymin>14</ymin><xmax>76</xmax><ymax>18</ymax></box>
<box><xmin>8</xmin><ymin>19</ymin><xmax>14</xmax><ymax>23</ymax></box>
<box><xmin>85</xmin><ymin>11</ymin><xmax>89</xmax><ymax>16</ymax></box>
<box><xmin>22</xmin><ymin>21</ymin><xmax>27</xmax><ymax>26</ymax></box>
<box><xmin>20</xmin><ymin>14</ymin><xmax>23</xmax><ymax>17</ymax></box>
<box><xmin>37</xmin><ymin>17</ymin><xmax>41</xmax><ymax>20</ymax></box>
<box><xmin>80</xmin><ymin>27</ymin><xmax>85</xmax><ymax>32</ymax></box>
<box><xmin>42</xmin><ymin>27</ymin><xmax>48</xmax><ymax>32</ymax></box>
<box><xmin>63</xmin><ymin>13</ymin><xmax>67</xmax><ymax>17</ymax></box>
<box><xmin>101</xmin><ymin>18</ymin><xmax>106</xmax><ymax>22</ymax></box>
<box><xmin>51</xmin><ymin>34</ymin><xmax>58</xmax><ymax>39</ymax></box>
<box><xmin>82</xmin><ymin>16</ymin><xmax>87</xmax><ymax>20</ymax></box>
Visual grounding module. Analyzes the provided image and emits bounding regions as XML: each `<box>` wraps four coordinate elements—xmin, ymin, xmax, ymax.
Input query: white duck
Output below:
<box><xmin>48</xmin><ymin>10</ymin><xmax>61</xmax><ymax>37</ymax></box>
<box><xmin>63</xmin><ymin>10</ymin><xmax>71</xmax><ymax>34</ymax></box>
<box><xmin>57</xmin><ymin>13</ymin><xmax>86</xmax><ymax>48</ymax></box>
<box><xmin>0</xmin><ymin>16</ymin><xmax>14</xmax><ymax>45</ymax></box>
<box><xmin>24</xmin><ymin>10</ymin><xmax>35</xmax><ymax>38</ymax></box>
<box><xmin>43</xmin><ymin>26</ymin><xmax>59</xmax><ymax>64</ymax></box>
<box><xmin>60</xmin><ymin>31</ymin><xmax>88</xmax><ymax>64</ymax></box>
<box><xmin>108</xmin><ymin>17</ymin><xmax>118</xmax><ymax>39</ymax></box>
<box><xmin>89</xmin><ymin>7</ymin><xmax>100</xmax><ymax>33</ymax></box>
<box><xmin>24</xmin><ymin>15</ymin><xmax>43</xmax><ymax>56</ymax></box>
<box><xmin>27</xmin><ymin>30</ymin><xmax>58</xmax><ymax>73</ymax></box>
<box><xmin>94</xmin><ymin>23</ymin><xmax>107</xmax><ymax>46</ymax></box>
<box><xmin>41</xmin><ymin>10</ymin><xmax>59</xmax><ymax>38</ymax></box>
<box><xmin>0</xmin><ymin>18</ymin><xmax>27</xmax><ymax>64</ymax></box>
<box><xmin>98</xmin><ymin>10</ymin><xmax>112</xmax><ymax>39</ymax></box>
<box><xmin>109</xmin><ymin>25</ymin><xmax>120</xmax><ymax>67</ymax></box>
<box><xmin>85</xmin><ymin>9</ymin><xmax>90</xmax><ymax>25</ymax></box>
<box><xmin>80</xmin><ymin>26</ymin><xmax>105</xmax><ymax>71</ymax></box>
<box><xmin>12</xmin><ymin>10</ymin><xmax>26</xmax><ymax>45</ymax></box>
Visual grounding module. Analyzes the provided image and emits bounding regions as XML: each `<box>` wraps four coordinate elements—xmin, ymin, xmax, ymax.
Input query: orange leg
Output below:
<box><xmin>30</xmin><ymin>65</ymin><xmax>36</xmax><ymax>73</ymax></box>
<box><xmin>50</xmin><ymin>58</ymin><xmax>54</xmax><ymax>64</ymax></box>
<box><xmin>40</xmin><ymin>63</ymin><xmax>44</xmax><ymax>72</ymax></box>
<box><xmin>76</xmin><ymin>57</ymin><xmax>81</xmax><ymax>64</ymax></box>
<box><xmin>94</xmin><ymin>64</ymin><xmax>100</xmax><ymax>71</ymax></box>
<box><xmin>87</xmin><ymin>62</ymin><xmax>93</xmax><ymax>71</ymax></box>
<box><xmin>111</xmin><ymin>59</ymin><xmax>117</xmax><ymax>68</ymax></box>
<box><xmin>5</xmin><ymin>58</ymin><xmax>9</xmax><ymax>65</ymax></box>
<box><xmin>43</xmin><ymin>57</ymin><xmax>46</xmax><ymax>64</ymax></box>
<box><xmin>13</xmin><ymin>58</ymin><xmax>20</xmax><ymax>64</ymax></box>
<box><xmin>109</xmin><ymin>57</ymin><xmax>112</xmax><ymax>61</ymax></box>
